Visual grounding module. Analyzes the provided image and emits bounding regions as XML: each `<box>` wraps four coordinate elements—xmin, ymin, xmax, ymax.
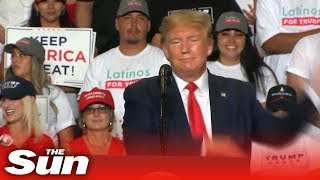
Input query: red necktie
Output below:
<box><xmin>186</xmin><ymin>82</ymin><xmax>206</xmax><ymax>139</ymax></box>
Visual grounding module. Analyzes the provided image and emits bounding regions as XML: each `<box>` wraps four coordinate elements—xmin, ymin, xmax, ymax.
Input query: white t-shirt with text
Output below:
<box><xmin>80</xmin><ymin>45</ymin><xmax>168</xmax><ymax>139</ymax></box>
<box><xmin>256</xmin><ymin>0</ymin><xmax>320</xmax><ymax>84</ymax></box>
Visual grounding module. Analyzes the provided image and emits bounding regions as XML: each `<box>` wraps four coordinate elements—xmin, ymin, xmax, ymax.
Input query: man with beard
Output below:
<box><xmin>79</xmin><ymin>0</ymin><xmax>168</xmax><ymax>140</ymax></box>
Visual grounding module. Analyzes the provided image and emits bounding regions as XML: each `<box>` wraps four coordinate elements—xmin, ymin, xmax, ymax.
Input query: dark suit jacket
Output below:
<box><xmin>123</xmin><ymin>72</ymin><xmax>302</xmax><ymax>156</ymax></box>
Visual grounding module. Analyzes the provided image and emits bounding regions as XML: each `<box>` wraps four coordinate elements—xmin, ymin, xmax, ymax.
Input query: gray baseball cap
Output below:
<box><xmin>215</xmin><ymin>11</ymin><xmax>248</xmax><ymax>35</ymax></box>
<box><xmin>117</xmin><ymin>0</ymin><xmax>149</xmax><ymax>18</ymax></box>
<box><xmin>4</xmin><ymin>37</ymin><xmax>45</xmax><ymax>64</ymax></box>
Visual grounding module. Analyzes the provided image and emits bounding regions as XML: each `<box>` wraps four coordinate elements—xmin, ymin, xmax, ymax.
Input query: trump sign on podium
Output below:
<box><xmin>4</xmin><ymin>27</ymin><xmax>95</xmax><ymax>88</ymax></box>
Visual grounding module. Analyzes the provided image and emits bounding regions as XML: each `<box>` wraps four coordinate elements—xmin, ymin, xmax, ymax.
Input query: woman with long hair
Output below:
<box><xmin>3</xmin><ymin>37</ymin><xmax>75</xmax><ymax>148</ymax></box>
<box><xmin>0</xmin><ymin>76</ymin><xmax>54</xmax><ymax>168</ymax></box>
<box><xmin>28</xmin><ymin>0</ymin><xmax>80</xmax><ymax>124</ymax></box>
<box><xmin>207</xmin><ymin>11</ymin><xmax>278</xmax><ymax>107</ymax></box>
<box><xmin>29</xmin><ymin>0</ymin><xmax>75</xmax><ymax>27</ymax></box>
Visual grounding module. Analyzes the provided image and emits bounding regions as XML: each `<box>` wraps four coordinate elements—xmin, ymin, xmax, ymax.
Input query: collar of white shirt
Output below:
<box><xmin>173</xmin><ymin>70</ymin><xmax>209</xmax><ymax>94</ymax></box>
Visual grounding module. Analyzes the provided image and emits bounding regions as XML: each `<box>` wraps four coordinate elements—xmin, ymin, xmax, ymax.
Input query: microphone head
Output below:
<box><xmin>159</xmin><ymin>64</ymin><xmax>172</xmax><ymax>88</ymax></box>
<box><xmin>159</xmin><ymin>64</ymin><xmax>172</xmax><ymax>76</ymax></box>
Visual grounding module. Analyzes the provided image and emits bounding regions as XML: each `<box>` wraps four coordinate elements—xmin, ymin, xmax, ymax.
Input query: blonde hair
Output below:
<box><xmin>22</xmin><ymin>96</ymin><xmax>42</xmax><ymax>142</ymax></box>
<box><xmin>6</xmin><ymin>55</ymin><xmax>58</xmax><ymax>115</ymax></box>
<box><xmin>159</xmin><ymin>10</ymin><xmax>213</xmax><ymax>44</ymax></box>
<box><xmin>29</xmin><ymin>56</ymin><xmax>51</xmax><ymax>95</ymax></box>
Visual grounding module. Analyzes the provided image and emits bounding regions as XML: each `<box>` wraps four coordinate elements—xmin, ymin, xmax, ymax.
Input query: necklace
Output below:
<box><xmin>85</xmin><ymin>135</ymin><xmax>111</xmax><ymax>155</ymax></box>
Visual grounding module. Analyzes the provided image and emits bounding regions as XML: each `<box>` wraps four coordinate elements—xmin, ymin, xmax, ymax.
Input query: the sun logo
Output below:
<box><xmin>5</xmin><ymin>149</ymin><xmax>89</xmax><ymax>175</ymax></box>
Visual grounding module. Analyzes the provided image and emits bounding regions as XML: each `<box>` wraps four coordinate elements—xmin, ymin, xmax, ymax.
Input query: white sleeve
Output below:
<box><xmin>257</xmin><ymin>67</ymin><xmax>278</xmax><ymax>103</ymax></box>
<box><xmin>52</xmin><ymin>87</ymin><xmax>76</xmax><ymax>132</ymax></box>
<box><xmin>287</xmin><ymin>37</ymin><xmax>311</xmax><ymax>79</ymax></box>
<box><xmin>79</xmin><ymin>55</ymin><xmax>103</xmax><ymax>96</ymax></box>
<box><xmin>256</xmin><ymin>0</ymin><xmax>281</xmax><ymax>48</ymax></box>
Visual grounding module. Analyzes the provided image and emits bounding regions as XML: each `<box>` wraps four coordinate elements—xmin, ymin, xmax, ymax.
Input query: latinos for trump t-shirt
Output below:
<box><xmin>80</xmin><ymin>45</ymin><xmax>168</xmax><ymax>140</ymax></box>
<box><xmin>256</xmin><ymin>0</ymin><xmax>320</xmax><ymax>84</ymax></box>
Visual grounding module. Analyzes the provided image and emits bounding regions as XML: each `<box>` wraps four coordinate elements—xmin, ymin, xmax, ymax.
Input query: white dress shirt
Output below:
<box><xmin>172</xmin><ymin>70</ymin><xmax>212</xmax><ymax>140</ymax></box>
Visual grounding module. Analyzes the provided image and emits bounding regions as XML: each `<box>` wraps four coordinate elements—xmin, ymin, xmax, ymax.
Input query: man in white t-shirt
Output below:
<box><xmin>287</xmin><ymin>33</ymin><xmax>320</xmax><ymax>129</ymax></box>
<box><xmin>287</xmin><ymin>33</ymin><xmax>320</xmax><ymax>101</ymax></box>
<box><xmin>256</xmin><ymin>0</ymin><xmax>320</xmax><ymax>84</ymax></box>
<box><xmin>79</xmin><ymin>0</ymin><xmax>168</xmax><ymax>140</ymax></box>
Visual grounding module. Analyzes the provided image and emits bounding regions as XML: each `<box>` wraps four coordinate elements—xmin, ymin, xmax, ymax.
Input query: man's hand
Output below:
<box><xmin>272</xmin><ymin>110</ymin><xmax>289</xmax><ymax>119</ymax></box>
<box><xmin>243</xmin><ymin>3</ymin><xmax>256</xmax><ymax>26</ymax></box>
<box><xmin>204</xmin><ymin>135</ymin><xmax>248</xmax><ymax>158</ymax></box>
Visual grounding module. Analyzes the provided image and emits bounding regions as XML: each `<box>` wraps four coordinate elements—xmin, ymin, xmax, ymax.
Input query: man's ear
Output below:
<box><xmin>147</xmin><ymin>21</ymin><xmax>151</xmax><ymax>32</ymax></box>
<box><xmin>162</xmin><ymin>44</ymin><xmax>169</xmax><ymax>58</ymax></box>
<box><xmin>207</xmin><ymin>38</ymin><xmax>214</xmax><ymax>56</ymax></box>
<box><xmin>115</xmin><ymin>18</ymin><xmax>119</xmax><ymax>31</ymax></box>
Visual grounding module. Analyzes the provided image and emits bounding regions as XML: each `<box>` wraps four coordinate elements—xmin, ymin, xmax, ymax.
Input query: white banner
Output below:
<box><xmin>36</xmin><ymin>95</ymin><xmax>50</xmax><ymax>129</ymax></box>
<box><xmin>5</xmin><ymin>27</ymin><xmax>95</xmax><ymax>88</ymax></box>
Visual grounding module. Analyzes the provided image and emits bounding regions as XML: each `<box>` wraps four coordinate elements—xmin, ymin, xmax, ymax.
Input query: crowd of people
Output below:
<box><xmin>0</xmin><ymin>0</ymin><xmax>320</xmax><ymax>178</ymax></box>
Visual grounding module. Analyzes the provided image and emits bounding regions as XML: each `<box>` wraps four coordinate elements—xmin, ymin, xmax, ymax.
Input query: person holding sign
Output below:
<box><xmin>0</xmin><ymin>76</ymin><xmax>54</xmax><ymax>168</ymax></box>
<box><xmin>28</xmin><ymin>0</ymin><xmax>75</xmax><ymax>28</ymax></box>
<box><xmin>28</xmin><ymin>0</ymin><xmax>80</xmax><ymax>122</ymax></box>
<box><xmin>79</xmin><ymin>0</ymin><xmax>168</xmax><ymax>140</ymax></box>
<box><xmin>66</xmin><ymin>87</ymin><xmax>126</xmax><ymax>156</ymax></box>
<box><xmin>3</xmin><ymin>37</ymin><xmax>76</xmax><ymax>148</ymax></box>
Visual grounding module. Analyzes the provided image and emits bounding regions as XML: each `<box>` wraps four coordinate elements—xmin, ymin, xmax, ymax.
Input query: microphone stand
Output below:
<box><xmin>160</xmin><ymin>88</ymin><xmax>166</xmax><ymax>155</ymax></box>
<box><xmin>159</xmin><ymin>64</ymin><xmax>171</xmax><ymax>155</ymax></box>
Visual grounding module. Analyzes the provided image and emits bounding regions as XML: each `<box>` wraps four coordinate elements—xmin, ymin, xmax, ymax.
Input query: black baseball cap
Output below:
<box><xmin>0</xmin><ymin>76</ymin><xmax>36</xmax><ymax>100</ymax></box>
<box><xmin>266</xmin><ymin>84</ymin><xmax>297</xmax><ymax>112</ymax></box>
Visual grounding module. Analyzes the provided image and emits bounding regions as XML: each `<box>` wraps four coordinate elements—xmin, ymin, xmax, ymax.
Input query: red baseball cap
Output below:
<box><xmin>79</xmin><ymin>87</ymin><xmax>115</xmax><ymax>111</ymax></box>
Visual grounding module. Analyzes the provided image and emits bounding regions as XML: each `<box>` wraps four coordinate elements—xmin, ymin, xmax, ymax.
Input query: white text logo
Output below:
<box><xmin>5</xmin><ymin>149</ymin><xmax>89</xmax><ymax>175</ymax></box>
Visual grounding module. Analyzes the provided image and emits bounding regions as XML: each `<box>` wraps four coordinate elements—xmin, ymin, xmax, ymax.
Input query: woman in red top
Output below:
<box><xmin>0</xmin><ymin>76</ymin><xmax>54</xmax><ymax>168</ymax></box>
<box><xmin>66</xmin><ymin>87</ymin><xmax>126</xmax><ymax>156</ymax></box>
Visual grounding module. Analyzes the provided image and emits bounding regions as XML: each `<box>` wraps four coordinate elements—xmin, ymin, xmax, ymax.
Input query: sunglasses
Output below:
<box><xmin>83</xmin><ymin>104</ymin><xmax>111</xmax><ymax>115</ymax></box>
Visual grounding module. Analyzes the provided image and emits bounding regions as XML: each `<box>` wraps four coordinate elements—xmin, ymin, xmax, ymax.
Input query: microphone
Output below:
<box><xmin>158</xmin><ymin>64</ymin><xmax>171</xmax><ymax>155</ymax></box>
<box><xmin>159</xmin><ymin>64</ymin><xmax>172</xmax><ymax>95</ymax></box>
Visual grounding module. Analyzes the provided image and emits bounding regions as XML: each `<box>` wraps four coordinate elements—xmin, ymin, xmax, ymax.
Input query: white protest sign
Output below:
<box><xmin>5</xmin><ymin>27</ymin><xmax>95</xmax><ymax>88</ymax></box>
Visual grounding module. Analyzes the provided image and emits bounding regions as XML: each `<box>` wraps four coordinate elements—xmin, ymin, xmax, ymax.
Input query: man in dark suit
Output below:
<box><xmin>122</xmin><ymin>10</ymin><xmax>301</xmax><ymax>157</ymax></box>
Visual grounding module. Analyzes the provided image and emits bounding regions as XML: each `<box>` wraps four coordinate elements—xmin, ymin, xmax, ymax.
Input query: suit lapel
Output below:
<box><xmin>208</xmin><ymin>74</ymin><xmax>232</xmax><ymax>134</ymax></box>
<box><xmin>164</xmin><ymin>77</ymin><xmax>202</xmax><ymax>154</ymax></box>
<box><xmin>165</xmin><ymin>78</ymin><xmax>191</xmax><ymax>135</ymax></box>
